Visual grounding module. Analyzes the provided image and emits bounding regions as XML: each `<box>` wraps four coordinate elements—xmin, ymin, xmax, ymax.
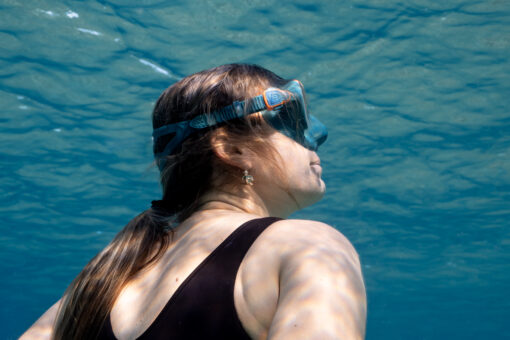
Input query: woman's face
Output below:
<box><xmin>253</xmin><ymin>131</ymin><xmax>326</xmax><ymax>215</ymax></box>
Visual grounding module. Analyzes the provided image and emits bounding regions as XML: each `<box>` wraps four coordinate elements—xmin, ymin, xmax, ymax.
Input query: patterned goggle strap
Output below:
<box><xmin>152</xmin><ymin>87</ymin><xmax>294</xmax><ymax>170</ymax></box>
<box><xmin>189</xmin><ymin>88</ymin><xmax>292</xmax><ymax>129</ymax></box>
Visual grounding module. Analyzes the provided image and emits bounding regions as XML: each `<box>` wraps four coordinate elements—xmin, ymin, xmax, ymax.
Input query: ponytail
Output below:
<box><xmin>53</xmin><ymin>209</ymin><xmax>170</xmax><ymax>339</ymax></box>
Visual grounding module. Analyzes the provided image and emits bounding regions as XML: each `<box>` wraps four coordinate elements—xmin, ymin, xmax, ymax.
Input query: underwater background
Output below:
<box><xmin>1</xmin><ymin>0</ymin><xmax>509</xmax><ymax>338</ymax></box>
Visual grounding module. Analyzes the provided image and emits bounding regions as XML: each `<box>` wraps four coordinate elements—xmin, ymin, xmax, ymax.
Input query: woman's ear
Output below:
<box><xmin>210</xmin><ymin>130</ymin><xmax>254</xmax><ymax>170</ymax></box>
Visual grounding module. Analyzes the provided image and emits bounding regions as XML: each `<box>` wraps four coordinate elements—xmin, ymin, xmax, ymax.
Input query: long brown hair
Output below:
<box><xmin>53</xmin><ymin>64</ymin><xmax>287</xmax><ymax>339</ymax></box>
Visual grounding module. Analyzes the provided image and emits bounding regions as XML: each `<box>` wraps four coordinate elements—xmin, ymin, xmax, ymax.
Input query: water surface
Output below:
<box><xmin>1</xmin><ymin>0</ymin><xmax>509</xmax><ymax>338</ymax></box>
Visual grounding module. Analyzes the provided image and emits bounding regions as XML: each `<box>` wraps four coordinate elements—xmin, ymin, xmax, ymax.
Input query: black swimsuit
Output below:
<box><xmin>98</xmin><ymin>217</ymin><xmax>281</xmax><ymax>340</ymax></box>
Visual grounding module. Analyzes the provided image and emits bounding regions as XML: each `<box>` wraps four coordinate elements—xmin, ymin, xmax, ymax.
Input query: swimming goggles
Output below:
<box><xmin>153</xmin><ymin>80</ymin><xmax>328</xmax><ymax>170</ymax></box>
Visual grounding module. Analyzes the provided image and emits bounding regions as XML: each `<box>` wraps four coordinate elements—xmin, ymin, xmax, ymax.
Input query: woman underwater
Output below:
<box><xmin>21</xmin><ymin>63</ymin><xmax>366</xmax><ymax>339</ymax></box>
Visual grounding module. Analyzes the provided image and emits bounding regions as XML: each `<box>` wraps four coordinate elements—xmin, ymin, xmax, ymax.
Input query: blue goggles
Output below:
<box><xmin>153</xmin><ymin>80</ymin><xmax>328</xmax><ymax>170</ymax></box>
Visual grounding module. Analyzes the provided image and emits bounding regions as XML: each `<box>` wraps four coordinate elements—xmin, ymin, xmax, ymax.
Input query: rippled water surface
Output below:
<box><xmin>1</xmin><ymin>0</ymin><xmax>509</xmax><ymax>338</ymax></box>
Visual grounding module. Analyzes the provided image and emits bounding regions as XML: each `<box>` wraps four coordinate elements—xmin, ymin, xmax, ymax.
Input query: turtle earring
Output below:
<box><xmin>242</xmin><ymin>170</ymin><xmax>254</xmax><ymax>185</ymax></box>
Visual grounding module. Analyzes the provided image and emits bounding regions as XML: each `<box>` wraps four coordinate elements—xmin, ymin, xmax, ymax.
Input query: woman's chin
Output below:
<box><xmin>298</xmin><ymin>183</ymin><xmax>326</xmax><ymax>209</ymax></box>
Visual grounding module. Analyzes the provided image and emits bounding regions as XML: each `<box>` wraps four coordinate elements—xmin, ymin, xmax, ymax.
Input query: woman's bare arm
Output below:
<box><xmin>19</xmin><ymin>300</ymin><xmax>61</xmax><ymax>340</ymax></box>
<box><xmin>268</xmin><ymin>221</ymin><xmax>367</xmax><ymax>340</ymax></box>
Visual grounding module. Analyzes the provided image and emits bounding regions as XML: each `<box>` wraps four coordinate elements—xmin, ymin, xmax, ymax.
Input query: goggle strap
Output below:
<box><xmin>152</xmin><ymin>120</ymin><xmax>189</xmax><ymax>138</ymax></box>
<box><xmin>245</xmin><ymin>95</ymin><xmax>267</xmax><ymax>115</ymax></box>
<box><xmin>152</xmin><ymin>95</ymin><xmax>266</xmax><ymax>160</ymax></box>
<box><xmin>152</xmin><ymin>83</ymin><xmax>302</xmax><ymax>167</ymax></box>
<box><xmin>190</xmin><ymin>95</ymin><xmax>267</xmax><ymax>129</ymax></box>
<box><xmin>153</xmin><ymin>121</ymin><xmax>194</xmax><ymax>170</ymax></box>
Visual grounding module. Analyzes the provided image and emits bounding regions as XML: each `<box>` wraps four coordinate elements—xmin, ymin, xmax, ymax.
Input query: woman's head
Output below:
<box><xmin>152</xmin><ymin>64</ymin><xmax>326</xmax><ymax>220</ymax></box>
<box><xmin>53</xmin><ymin>65</ymin><xmax>326</xmax><ymax>339</ymax></box>
<box><xmin>56</xmin><ymin>64</ymin><xmax>325</xmax><ymax>340</ymax></box>
<box><xmin>151</xmin><ymin>64</ymin><xmax>280</xmax><ymax>218</ymax></box>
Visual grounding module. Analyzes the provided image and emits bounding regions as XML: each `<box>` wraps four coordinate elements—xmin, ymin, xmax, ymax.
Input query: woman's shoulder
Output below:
<box><xmin>251</xmin><ymin>218</ymin><xmax>366</xmax><ymax>338</ymax></box>
<box><xmin>264</xmin><ymin>218</ymin><xmax>360</xmax><ymax>262</ymax></box>
<box><xmin>235</xmin><ymin>217</ymin><xmax>366</xmax><ymax>339</ymax></box>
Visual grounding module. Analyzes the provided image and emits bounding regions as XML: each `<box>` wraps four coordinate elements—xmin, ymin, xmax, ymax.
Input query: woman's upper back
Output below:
<box><xmin>108</xmin><ymin>211</ymin><xmax>365</xmax><ymax>340</ymax></box>
<box><xmin>19</xmin><ymin>212</ymin><xmax>365</xmax><ymax>340</ymax></box>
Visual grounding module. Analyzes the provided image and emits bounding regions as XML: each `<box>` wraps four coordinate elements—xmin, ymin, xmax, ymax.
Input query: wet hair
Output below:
<box><xmin>53</xmin><ymin>63</ymin><xmax>288</xmax><ymax>339</ymax></box>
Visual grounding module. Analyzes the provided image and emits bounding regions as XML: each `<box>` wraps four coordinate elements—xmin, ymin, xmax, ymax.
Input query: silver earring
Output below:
<box><xmin>242</xmin><ymin>169</ymin><xmax>254</xmax><ymax>185</ymax></box>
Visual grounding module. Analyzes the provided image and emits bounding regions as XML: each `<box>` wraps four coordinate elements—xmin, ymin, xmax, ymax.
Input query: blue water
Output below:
<box><xmin>1</xmin><ymin>0</ymin><xmax>509</xmax><ymax>339</ymax></box>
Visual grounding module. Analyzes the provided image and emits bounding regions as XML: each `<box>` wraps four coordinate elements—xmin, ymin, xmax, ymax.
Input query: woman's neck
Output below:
<box><xmin>195</xmin><ymin>185</ymin><xmax>295</xmax><ymax>218</ymax></box>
